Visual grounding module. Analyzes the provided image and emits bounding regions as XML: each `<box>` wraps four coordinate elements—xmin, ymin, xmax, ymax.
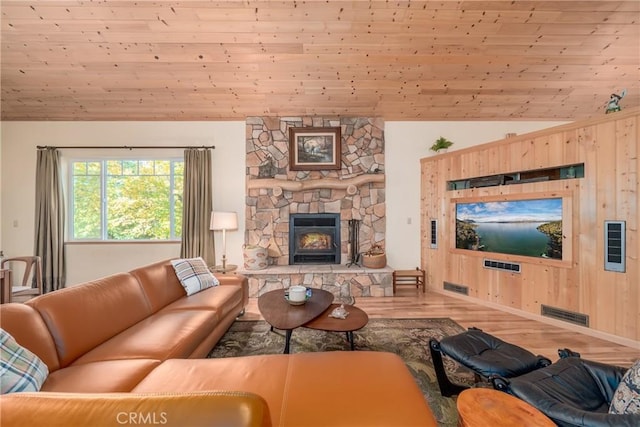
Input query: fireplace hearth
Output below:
<box><xmin>289</xmin><ymin>213</ymin><xmax>341</xmax><ymax>264</ymax></box>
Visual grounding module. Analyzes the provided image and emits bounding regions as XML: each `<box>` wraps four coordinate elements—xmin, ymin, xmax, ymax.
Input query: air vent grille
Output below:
<box><xmin>604</xmin><ymin>220</ymin><xmax>625</xmax><ymax>272</ymax></box>
<box><xmin>430</xmin><ymin>220</ymin><xmax>437</xmax><ymax>248</ymax></box>
<box><xmin>483</xmin><ymin>259</ymin><xmax>521</xmax><ymax>273</ymax></box>
<box><xmin>443</xmin><ymin>281</ymin><xmax>469</xmax><ymax>295</ymax></box>
<box><xmin>541</xmin><ymin>305</ymin><xmax>589</xmax><ymax>327</ymax></box>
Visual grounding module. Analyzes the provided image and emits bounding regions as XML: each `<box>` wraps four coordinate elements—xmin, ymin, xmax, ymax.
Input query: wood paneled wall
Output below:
<box><xmin>421</xmin><ymin>107</ymin><xmax>639</xmax><ymax>342</ymax></box>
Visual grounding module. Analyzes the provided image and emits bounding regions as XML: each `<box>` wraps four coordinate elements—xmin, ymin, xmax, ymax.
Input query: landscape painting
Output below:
<box><xmin>289</xmin><ymin>127</ymin><xmax>341</xmax><ymax>171</ymax></box>
<box><xmin>456</xmin><ymin>198</ymin><xmax>563</xmax><ymax>259</ymax></box>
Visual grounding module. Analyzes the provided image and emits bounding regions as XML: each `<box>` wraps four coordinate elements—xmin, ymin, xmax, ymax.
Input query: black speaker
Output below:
<box><xmin>604</xmin><ymin>220</ymin><xmax>625</xmax><ymax>272</ymax></box>
<box><xmin>430</xmin><ymin>219</ymin><xmax>437</xmax><ymax>249</ymax></box>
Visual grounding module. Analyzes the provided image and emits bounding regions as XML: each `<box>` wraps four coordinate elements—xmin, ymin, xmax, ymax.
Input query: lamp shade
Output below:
<box><xmin>210</xmin><ymin>211</ymin><xmax>238</xmax><ymax>231</ymax></box>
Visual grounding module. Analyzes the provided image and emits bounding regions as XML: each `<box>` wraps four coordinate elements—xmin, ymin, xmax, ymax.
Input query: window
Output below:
<box><xmin>69</xmin><ymin>159</ymin><xmax>184</xmax><ymax>241</ymax></box>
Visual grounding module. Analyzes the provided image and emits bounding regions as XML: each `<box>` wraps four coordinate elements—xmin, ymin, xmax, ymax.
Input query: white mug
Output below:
<box><xmin>289</xmin><ymin>285</ymin><xmax>307</xmax><ymax>303</ymax></box>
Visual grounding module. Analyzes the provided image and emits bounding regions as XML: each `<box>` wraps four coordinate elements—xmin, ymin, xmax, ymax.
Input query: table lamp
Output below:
<box><xmin>210</xmin><ymin>211</ymin><xmax>238</xmax><ymax>272</ymax></box>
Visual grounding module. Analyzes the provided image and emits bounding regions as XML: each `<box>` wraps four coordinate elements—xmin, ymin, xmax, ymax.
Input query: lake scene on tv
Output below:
<box><xmin>456</xmin><ymin>198</ymin><xmax>563</xmax><ymax>259</ymax></box>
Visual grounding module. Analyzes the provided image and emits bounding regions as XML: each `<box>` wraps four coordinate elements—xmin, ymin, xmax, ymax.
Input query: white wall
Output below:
<box><xmin>1</xmin><ymin>120</ymin><xmax>568</xmax><ymax>284</ymax></box>
<box><xmin>1</xmin><ymin>122</ymin><xmax>245</xmax><ymax>285</ymax></box>
<box><xmin>0</xmin><ymin>121</ymin><xmax>3</xmax><ymax>254</ymax></box>
<box><xmin>384</xmin><ymin>121</ymin><xmax>567</xmax><ymax>269</ymax></box>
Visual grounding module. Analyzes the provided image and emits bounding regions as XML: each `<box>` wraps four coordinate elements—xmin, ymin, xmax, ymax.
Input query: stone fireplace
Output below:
<box><xmin>289</xmin><ymin>213</ymin><xmax>341</xmax><ymax>265</ymax></box>
<box><xmin>243</xmin><ymin>116</ymin><xmax>392</xmax><ymax>297</ymax></box>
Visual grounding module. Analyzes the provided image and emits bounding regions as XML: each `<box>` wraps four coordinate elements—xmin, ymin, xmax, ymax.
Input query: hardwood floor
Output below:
<box><xmin>243</xmin><ymin>288</ymin><xmax>639</xmax><ymax>368</ymax></box>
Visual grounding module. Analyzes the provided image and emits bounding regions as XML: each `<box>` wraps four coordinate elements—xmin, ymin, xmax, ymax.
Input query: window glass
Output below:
<box><xmin>70</xmin><ymin>159</ymin><xmax>183</xmax><ymax>241</ymax></box>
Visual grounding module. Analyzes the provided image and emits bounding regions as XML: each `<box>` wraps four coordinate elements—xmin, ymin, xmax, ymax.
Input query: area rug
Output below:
<box><xmin>208</xmin><ymin>318</ymin><xmax>474</xmax><ymax>427</ymax></box>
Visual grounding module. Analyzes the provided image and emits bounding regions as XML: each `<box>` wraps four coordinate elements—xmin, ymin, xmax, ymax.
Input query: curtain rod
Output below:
<box><xmin>37</xmin><ymin>145</ymin><xmax>215</xmax><ymax>150</ymax></box>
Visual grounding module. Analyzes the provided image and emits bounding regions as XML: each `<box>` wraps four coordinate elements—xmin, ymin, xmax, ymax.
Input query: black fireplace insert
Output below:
<box><xmin>289</xmin><ymin>213</ymin><xmax>341</xmax><ymax>264</ymax></box>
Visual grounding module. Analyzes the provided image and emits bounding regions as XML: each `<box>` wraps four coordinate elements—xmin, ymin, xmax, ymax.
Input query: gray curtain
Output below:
<box><xmin>34</xmin><ymin>148</ymin><xmax>66</xmax><ymax>293</ymax></box>
<box><xmin>180</xmin><ymin>148</ymin><xmax>215</xmax><ymax>265</ymax></box>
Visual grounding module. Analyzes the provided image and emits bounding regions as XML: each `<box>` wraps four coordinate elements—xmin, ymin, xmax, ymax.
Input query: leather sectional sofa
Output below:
<box><xmin>1</xmin><ymin>259</ymin><xmax>437</xmax><ymax>426</ymax></box>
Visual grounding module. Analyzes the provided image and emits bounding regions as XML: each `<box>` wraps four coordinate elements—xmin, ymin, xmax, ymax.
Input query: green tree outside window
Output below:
<box><xmin>70</xmin><ymin>159</ymin><xmax>183</xmax><ymax>241</ymax></box>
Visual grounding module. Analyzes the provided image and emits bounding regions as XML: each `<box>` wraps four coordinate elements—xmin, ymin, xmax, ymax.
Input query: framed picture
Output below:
<box><xmin>289</xmin><ymin>127</ymin><xmax>341</xmax><ymax>171</ymax></box>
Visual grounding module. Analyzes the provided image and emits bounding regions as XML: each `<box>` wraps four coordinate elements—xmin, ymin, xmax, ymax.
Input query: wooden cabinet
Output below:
<box><xmin>421</xmin><ymin>107</ymin><xmax>640</xmax><ymax>342</ymax></box>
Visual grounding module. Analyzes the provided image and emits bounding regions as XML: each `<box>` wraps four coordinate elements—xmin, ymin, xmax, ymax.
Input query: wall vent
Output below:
<box><xmin>443</xmin><ymin>281</ymin><xmax>469</xmax><ymax>295</ymax></box>
<box><xmin>483</xmin><ymin>259</ymin><xmax>521</xmax><ymax>273</ymax></box>
<box><xmin>541</xmin><ymin>305</ymin><xmax>589</xmax><ymax>327</ymax></box>
<box><xmin>430</xmin><ymin>220</ymin><xmax>437</xmax><ymax>248</ymax></box>
<box><xmin>604</xmin><ymin>220</ymin><xmax>625</xmax><ymax>272</ymax></box>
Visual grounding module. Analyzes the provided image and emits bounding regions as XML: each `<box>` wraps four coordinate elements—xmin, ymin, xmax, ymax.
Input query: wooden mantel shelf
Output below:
<box><xmin>247</xmin><ymin>174</ymin><xmax>385</xmax><ymax>192</ymax></box>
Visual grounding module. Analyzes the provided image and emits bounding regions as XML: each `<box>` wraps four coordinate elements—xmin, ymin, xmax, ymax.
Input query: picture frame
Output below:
<box><xmin>288</xmin><ymin>127</ymin><xmax>341</xmax><ymax>171</ymax></box>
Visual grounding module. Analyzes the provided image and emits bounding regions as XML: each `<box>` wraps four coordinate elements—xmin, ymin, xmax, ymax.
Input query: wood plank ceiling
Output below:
<box><xmin>1</xmin><ymin>1</ymin><xmax>638</xmax><ymax>121</ymax></box>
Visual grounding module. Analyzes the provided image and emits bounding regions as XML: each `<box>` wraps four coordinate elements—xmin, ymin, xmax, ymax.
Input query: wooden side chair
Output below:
<box><xmin>0</xmin><ymin>268</ymin><xmax>11</xmax><ymax>304</ymax></box>
<box><xmin>0</xmin><ymin>256</ymin><xmax>43</xmax><ymax>303</ymax></box>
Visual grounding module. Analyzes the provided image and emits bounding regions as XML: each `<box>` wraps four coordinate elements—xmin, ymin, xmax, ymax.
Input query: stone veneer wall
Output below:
<box><xmin>239</xmin><ymin>265</ymin><xmax>394</xmax><ymax>298</ymax></box>
<box><xmin>245</xmin><ymin>116</ymin><xmax>385</xmax><ymax>266</ymax></box>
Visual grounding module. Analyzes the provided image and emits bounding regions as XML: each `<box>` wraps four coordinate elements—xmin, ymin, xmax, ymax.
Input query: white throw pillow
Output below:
<box><xmin>609</xmin><ymin>359</ymin><xmax>640</xmax><ymax>414</ymax></box>
<box><xmin>171</xmin><ymin>257</ymin><xmax>220</xmax><ymax>296</ymax></box>
<box><xmin>0</xmin><ymin>329</ymin><xmax>49</xmax><ymax>393</ymax></box>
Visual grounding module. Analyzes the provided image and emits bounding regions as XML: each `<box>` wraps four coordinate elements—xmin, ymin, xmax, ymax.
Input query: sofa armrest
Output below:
<box><xmin>215</xmin><ymin>273</ymin><xmax>249</xmax><ymax>308</ymax></box>
<box><xmin>215</xmin><ymin>272</ymin><xmax>247</xmax><ymax>287</ymax></box>
<box><xmin>0</xmin><ymin>390</ymin><xmax>272</xmax><ymax>427</ymax></box>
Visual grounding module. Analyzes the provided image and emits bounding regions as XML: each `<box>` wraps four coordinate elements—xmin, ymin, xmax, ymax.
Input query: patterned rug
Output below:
<box><xmin>208</xmin><ymin>318</ymin><xmax>474</xmax><ymax>426</ymax></box>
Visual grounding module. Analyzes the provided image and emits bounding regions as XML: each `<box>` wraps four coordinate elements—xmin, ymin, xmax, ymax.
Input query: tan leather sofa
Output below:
<box><xmin>1</xmin><ymin>259</ymin><xmax>249</xmax><ymax>392</ymax></box>
<box><xmin>1</xmin><ymin>259</ymin><xmax>437</xmax><ymax>426</ymax></box>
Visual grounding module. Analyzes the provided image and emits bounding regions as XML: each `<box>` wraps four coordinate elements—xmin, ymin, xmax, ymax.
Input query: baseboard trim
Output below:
<box><xmin>432</xmin><ymin>288</ymin><xmax>640</xmax><ymax>350</ymax></box>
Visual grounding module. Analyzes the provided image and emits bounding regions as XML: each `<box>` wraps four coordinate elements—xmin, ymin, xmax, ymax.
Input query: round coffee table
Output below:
<box><xmin>258</xmin><ymin>288</ymin><xmax>334</xmax><ymax>354</ymax></box>
<box><xmin>303</xmin><ymin>303</ymin><xmax>369</xmax><ymax>350</ymax></box>
<box><xmin>457</xmin><ymin>388</ymin><xmax>555</xmax><ymax>427</ymax></box>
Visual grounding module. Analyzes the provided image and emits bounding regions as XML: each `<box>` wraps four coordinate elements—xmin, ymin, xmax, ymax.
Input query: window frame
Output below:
<box><xmin>67</xmin><ymin>156</ymin><xmax>184</xmax><ymax>242</ymax></box>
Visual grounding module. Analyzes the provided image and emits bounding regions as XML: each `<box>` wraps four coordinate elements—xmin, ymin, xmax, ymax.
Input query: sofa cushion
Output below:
<box><xmin>0</xmin><ymin>303</ymin><xmax>60</xmax><ymax>372</ymax></box>
<box><xmin>130</xmin><ymin>259</ymin><xmax>187</xmax><ymax>313</ymax></box>
<box><xmin>508</xmin><ymin>357</ymin><xmax>612</xmax><ymax>414</ymax></box>
<box><xmin>610</xmin><ymin>359</ymin><xmax>640</xmax><ymax>414</ymax></box>
<box><xmin>162</xmin><ymin>285</ymin><xmax>243</xmax><ymax>319</ymax></box>
<box><xmin>72</xmin><ymin>309</ymin><xmax>220</xmax><ymax>365</ymax></box>
<box><xmin>133</xmin><ymin>352</ymin><xmax>438</xmax><ymax>427</ymax></box>
<box><xmin>1</xmin><ymin>329</ymin><xmax>49</xmax><ymax>393</ymax></box>
<box><xmin>41</xmin><ymin>359</ymin><xmax>161</xmax><ymax>393</ymax></box>
<box><xmin>439</xmin><ymin>328</ymin><xmax>544</xmax><ymax>378</ymax></box>
<box><xmin>134</xmin><ymin>355</ymin><xmax>291</xmax><ymax>424</ymax></box>
<box><xmin>28</xmin><ymin>273</ymin><xmax>153</xmax><ymax>367</ymax></box>
<box><xmin>171</xmin><ymin>257</ymin><xmax>219</xmax><ymax>296</ymax></box>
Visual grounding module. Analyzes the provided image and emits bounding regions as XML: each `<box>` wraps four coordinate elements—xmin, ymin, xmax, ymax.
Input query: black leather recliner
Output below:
<box><xmin>492</xmin><ymin>356</ymin><xmax>640</xmax><ymax>427</ymax></box>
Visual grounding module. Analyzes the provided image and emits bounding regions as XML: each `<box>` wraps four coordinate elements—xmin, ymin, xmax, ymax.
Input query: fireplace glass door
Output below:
<box><xmin>289</xmin><ymin>213</ymin><xmax>340</xmax><ymax>264</ymax></box>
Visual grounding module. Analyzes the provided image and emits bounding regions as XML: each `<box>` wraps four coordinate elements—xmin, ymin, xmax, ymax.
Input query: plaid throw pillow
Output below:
<box><xmin>171</xmin><ymin>257</ymin><xmax>220</xmax><ymax>296</ymax></box>
<box><xmin>1</xmin><ymin>329</ymin><xmax>49</xmax><ymax>393</ymax></box>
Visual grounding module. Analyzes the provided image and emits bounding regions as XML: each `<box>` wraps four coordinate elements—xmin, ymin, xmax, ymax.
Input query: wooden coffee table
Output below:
<box><xmin>303</xmin><ymin>303</ymin><xmax>369</xmax><ymax>350</ymax></box>
<box><xmin>457</xmin><ymin>388</ymin><xmax>555</xmax><ymax>427</ymax></box>
<box><xmin>258</xmin><ymin>288</ymin><xmax>334</xmax><ymax>354</ymax></box>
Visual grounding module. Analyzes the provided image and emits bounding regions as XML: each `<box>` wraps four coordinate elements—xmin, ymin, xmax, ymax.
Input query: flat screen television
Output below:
<box><xmin>455</xmin><ymin>197</ymin><xmax>563</xmax><ymax>259</ymax></box>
